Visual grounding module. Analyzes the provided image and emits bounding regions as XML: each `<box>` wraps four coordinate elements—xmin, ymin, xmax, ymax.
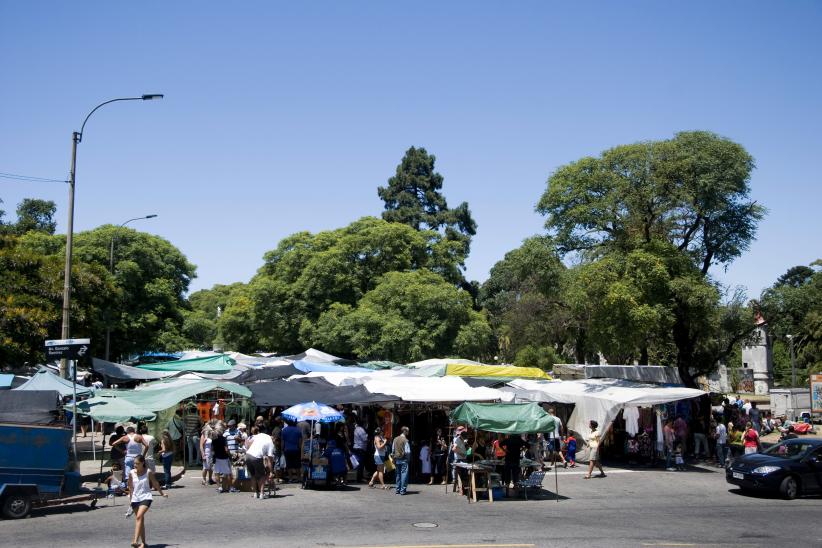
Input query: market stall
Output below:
<box><xmin>449</xmin><ymin>402</ymin><xmax>557</xmax><ymax>503</ymax></box>
<box><xmin>502</xmin><ymin>378</ymin><xmax>705</xmax><ymax>460</ymax></box>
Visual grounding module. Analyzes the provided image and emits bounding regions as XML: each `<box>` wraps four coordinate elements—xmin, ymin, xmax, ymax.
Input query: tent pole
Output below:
<box><xmin>554</xmin><ymin>459</ymin><xmax>559</xmax><ymax>502</ymax></box>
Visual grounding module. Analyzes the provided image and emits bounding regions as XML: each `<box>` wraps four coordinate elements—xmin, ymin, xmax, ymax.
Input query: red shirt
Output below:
<box><xmin>743</xmin><ymin>428</ymin><xmax>759</xmax><ymax>448</ymax></box>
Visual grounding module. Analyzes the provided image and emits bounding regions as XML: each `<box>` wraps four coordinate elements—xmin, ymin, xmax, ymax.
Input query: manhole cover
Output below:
<box><xmin>412</xmin><ymin>522</ymin><xmax>439</xmax><ymax>528</ymax></box>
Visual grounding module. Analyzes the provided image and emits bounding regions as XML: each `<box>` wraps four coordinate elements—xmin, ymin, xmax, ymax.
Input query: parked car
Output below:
<box><xmin>726</xmin><ymin>439</ymin><xmax>822</xmax><ymax>499</ymax></box>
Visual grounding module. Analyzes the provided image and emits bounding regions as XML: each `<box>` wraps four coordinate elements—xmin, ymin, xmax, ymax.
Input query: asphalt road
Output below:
<box><xmin>3</xmin><ymin>464</ymin><xmax>821</xmax><ymax>548</ymax></box>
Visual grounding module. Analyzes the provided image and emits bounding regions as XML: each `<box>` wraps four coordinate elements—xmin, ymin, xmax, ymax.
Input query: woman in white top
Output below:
<box><xmin>368</xmin><ymin>427</ymin><xmax>389</xmax><ymax>489</ymax></box>
<box><xmin>128</xmin><ymin>454</ymin><xmax>167</xmax><ymax>548</ymax></box>
<box><xmin>200</xmin><ymin>423</ymin><xmax>214</xmax><ymax>486</ymax></box>
<box><xmin>112</xmin><ymin>426</ymin><xmax>148</xmax><ymax>481</ymax></box>
<box><xmin>139</xmin><ymin>424</ymin><xmax>157</xmax><ymax>473</ymax></box>
<box><xmin>584</xmin><ymin>420</ymin><xmax>606</xmax><ymax>479</ymax></box>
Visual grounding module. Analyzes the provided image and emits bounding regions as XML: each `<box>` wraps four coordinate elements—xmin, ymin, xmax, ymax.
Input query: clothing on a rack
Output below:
<box><xmin>623</xmin><ymin>406</ymin><xmax>640</xmax><ymax>437</ymax></box>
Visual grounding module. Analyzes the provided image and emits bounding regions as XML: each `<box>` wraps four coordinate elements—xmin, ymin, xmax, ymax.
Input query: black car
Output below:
<box><xmin>726</xmin><ymin>438</ymin><xmax>822</xmax><ymax>499</ymax></box>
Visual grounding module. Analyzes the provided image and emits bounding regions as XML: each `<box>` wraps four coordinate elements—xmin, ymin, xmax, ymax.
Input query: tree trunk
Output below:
<box><xmin>672</xmin><ymin>303</ymin><xmax>699</xmax><ymax>388</ymax></box>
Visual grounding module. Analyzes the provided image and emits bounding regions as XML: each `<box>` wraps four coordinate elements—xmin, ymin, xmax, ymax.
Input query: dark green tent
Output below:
<box><xmin>450</xmin><ymin>402</ymin><xmax>556</xmax><ymax>434</ymax></box>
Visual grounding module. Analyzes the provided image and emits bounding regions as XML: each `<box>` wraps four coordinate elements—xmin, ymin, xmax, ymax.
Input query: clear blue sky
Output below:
<box><xmin>2</xmin><ymin>2</ymin><xmax>820</xmax><ymax>297</ymax></box>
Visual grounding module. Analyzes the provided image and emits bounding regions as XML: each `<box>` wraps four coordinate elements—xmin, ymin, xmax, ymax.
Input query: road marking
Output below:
<box><xmin>350</xmin><ymin>545</ymin><xmax>535</xmax><ymax>548</ymax></box>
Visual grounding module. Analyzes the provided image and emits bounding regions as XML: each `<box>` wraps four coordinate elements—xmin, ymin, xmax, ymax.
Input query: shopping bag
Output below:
<box><xmin>349</xmin><ymin>453</ymin><xmax>360</xmax><ymax>469</ymax></box>
<box><xmin>384</xmin><ymin>455</ymin><xmax>395</xmax><ymax>472</ymax></box>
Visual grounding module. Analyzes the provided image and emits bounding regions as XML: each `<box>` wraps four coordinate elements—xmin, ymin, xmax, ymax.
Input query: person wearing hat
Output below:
<box><xmin>450</xmin><ymin>427</ymin><xmax>469</xmax><ymax>488</ymax></box>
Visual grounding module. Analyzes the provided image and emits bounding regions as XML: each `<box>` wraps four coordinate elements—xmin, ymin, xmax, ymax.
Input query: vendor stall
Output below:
<box><xmin>502</xmin><ymin>378</ymin><xmax>705</xmax><ymax>460</ymax></box>
<box><xmin>449</xmin><ymin>402</ymin><xmax>557</xmax><ymax>503</ymax></box>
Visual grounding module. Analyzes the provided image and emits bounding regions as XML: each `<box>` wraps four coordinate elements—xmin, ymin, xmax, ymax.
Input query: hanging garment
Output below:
<box><xmin>624</xmin><ymin>406</ymin><xmax>640</xmax><ymax>437</ymax></box>
<box><xmin>197</xmin><ymin>402</ymin><xmax>211</xmax><ymax>423</ymax></box>
<box><xmin>655</xmin><ymin>409</ymin><xmax>664</xmax><ymax>453</ymax></box>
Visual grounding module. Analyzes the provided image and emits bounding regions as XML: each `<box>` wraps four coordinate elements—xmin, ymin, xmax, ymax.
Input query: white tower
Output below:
<box><xmin>741</xmin><ymin>314</ymin><xmax>774</xmax><ymax>395</ymax></box>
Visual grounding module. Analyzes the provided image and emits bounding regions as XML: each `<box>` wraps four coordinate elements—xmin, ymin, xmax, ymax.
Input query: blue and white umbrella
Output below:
<box><xmin>281</xmin><ymin>401</ymin><xmax>344</xmax><ymax>424</ymax></box>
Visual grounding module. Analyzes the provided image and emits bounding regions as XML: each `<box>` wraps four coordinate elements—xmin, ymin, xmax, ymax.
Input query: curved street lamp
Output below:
<box><xmin>105</xmin><ymin>214</ymin><xmax>158</xmax><ymax>361</ymax></box>
<box><xmin>60</xmin><ymin>94</ymin><xmax>163</xmax><ymax>377</ymax></box>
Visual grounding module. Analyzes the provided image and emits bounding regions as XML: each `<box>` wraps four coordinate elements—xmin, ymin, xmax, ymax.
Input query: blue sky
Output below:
<box><xmin>1</xmin><ymin>2</ymin><xmax>820</xmax><ymax>298</ymax></box>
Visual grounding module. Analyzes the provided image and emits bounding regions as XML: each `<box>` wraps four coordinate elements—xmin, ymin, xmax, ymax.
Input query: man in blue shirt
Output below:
<box><xmin>281</xmin><ymin>421</ymin><xmax>303</xmax><ymax>483</ymax></box>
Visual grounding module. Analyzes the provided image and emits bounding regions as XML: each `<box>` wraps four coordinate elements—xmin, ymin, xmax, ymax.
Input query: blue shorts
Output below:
<box><xmin>131</xmin><ymin>499</ymin><xmax>152</xmax><ymax>510</ymax></box>
<box><xmin>374</xmin><ymin>454</ymin><xmax>384</xmax><ymax>465</ymax></box>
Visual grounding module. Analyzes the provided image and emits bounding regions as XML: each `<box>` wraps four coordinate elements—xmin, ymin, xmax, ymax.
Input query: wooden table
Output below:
<box><xmin>454</xmin><ymin>462</ymin><xmax>494</xmax><ymax>503</ymax></box>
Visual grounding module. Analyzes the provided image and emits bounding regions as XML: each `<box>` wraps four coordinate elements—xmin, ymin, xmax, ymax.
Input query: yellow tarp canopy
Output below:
<box><xmin>444</xmin><ymin>364</ymin><xmax>551</xmax><ymax>380</ymax></box>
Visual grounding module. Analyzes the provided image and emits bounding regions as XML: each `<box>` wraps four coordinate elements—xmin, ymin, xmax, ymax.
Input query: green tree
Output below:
<box><xmin>185</xmin><ymin>283</ymin><xmax>245</xmax><ymax>350</ymax></box>
<box><xmin>480</xmin><ymin>236</ymin><xmax>572</xmax><ymax>362</ymax></box>
<box><xmin>536</xmin><ymin>132</ymin><xmax>763</xmax><ymax>386</ymax></box>
<box><xmin>304</xmin><ymin>270</ymin><xmax>490</xmax><ymax>362</ymax></box>
<box><xmin>378</xmin><ymin>146</ymin><xmax>477</xmax><ymax>263</ymax></box>
<box><xmin>513</xmin><ymin>345</ymin><xmax>560</xmax><ymax>371</ymax></box>
<box><xmin>221</xmin><ymin>217</ymin><xmax>468</xmax><ymax>354</ymax></box>
<box><xmin>760</xmin><ymin>261</ymin><xmax>822</xmax><ymax>380</ymax></box>
<box><xmin>18</xmin><ymin>225</ymin><xmax>197</xmax><ymax>360</ymax></box>
<box><xmin>0</xmin><ymin>233</ymin><xmax>111</xmax><ymax>366</ymax></box>
<box><xmin>14</xmin><ymin>199</ymin><xmax>57</xmax><ymax>235</ymax></box>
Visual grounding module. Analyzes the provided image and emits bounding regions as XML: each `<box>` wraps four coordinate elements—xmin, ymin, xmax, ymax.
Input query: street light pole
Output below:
<box><xmin>105</xmin><ymin>214</ymin><xmax>158</xmax><ymax>361</ymax></box>
<box><xmin>60</xmin><ymin>94</ymin><xmax>163</xmax><ymax>378</ymax></box>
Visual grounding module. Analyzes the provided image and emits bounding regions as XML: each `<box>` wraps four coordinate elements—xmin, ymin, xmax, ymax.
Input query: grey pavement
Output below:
<box><xmin>2</xmin><ymin>463</ymin><xmax>821</xmax><ymax>548</ymax></box>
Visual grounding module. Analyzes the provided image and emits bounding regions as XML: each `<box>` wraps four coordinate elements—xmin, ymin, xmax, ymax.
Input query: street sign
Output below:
<box><xmin>45</xmin><ymin>338</ymin><xmax>91</xmax><ymax>360</ymax></box>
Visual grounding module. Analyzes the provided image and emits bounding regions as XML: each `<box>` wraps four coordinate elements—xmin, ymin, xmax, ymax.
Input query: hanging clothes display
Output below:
<box><xmin>655</xmin><ymin>408</ymin><xmax>664</xmax><ymax>453</ymax></box>
<box><xmin>623</xmin><ymin>406</ymin><xmax>640</xmax><ymax>437</ymax></box>
<box><xmin>197</xmin><ymin>401</ymin><xmax>211</xmax><ymax>423</ymax></box>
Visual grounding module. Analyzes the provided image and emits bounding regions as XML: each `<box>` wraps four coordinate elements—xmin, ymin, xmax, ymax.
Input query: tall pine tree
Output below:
<box><xmin>378</xmin><ymin>146</ymin><xmax>477</xmax><ymax>262</ymax></box>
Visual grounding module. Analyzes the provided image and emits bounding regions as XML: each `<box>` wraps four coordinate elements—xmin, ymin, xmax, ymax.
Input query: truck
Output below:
<box><xmin>0</xmin><ymin>390</ymin><xmax>97</xmax><ymax>519</ymax></box>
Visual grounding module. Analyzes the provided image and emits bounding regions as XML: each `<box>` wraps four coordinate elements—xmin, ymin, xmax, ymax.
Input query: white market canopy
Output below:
<box><xmin>503</xmin><ymin>378</ymin><xmax>705</xmax><ymax>444</ymax></box>
<box><xmin>362</xmin><ymin>375</ymin><xmax>509</xmax><ymax>403</ymax></box>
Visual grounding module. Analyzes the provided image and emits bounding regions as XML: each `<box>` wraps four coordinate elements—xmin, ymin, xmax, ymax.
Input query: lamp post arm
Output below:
<box><xmin>78</xmin><ymin>97</ymin><xmax>144</xmax><ymax>142</ymax></box>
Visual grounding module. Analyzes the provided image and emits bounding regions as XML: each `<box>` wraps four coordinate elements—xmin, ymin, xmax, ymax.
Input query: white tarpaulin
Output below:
<box><xmin>363</xmin><ymin>375</ymin><xmax>509</xmax><ymax>403</ymax></box>
<box><xmin>503</xmin><ymin>378</ymin><xmax>704</xmax><ymax>453</ymax></box>
<box><xmin>291</xmin><ymin>369</ymin><xmax>412</xmax><ymax>387</ymax></box>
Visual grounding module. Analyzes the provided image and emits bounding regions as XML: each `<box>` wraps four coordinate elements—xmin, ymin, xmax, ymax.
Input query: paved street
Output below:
<box><xmin>3</xmin><ymin>464</ymin><xmax>821</xmax><ymax>548</ymax></box>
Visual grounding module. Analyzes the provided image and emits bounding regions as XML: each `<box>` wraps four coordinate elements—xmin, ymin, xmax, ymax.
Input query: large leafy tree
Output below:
<box><xmin>220</xmin><ymin>217</ymin><xmax>471</xmax><ymax>357</ymax></box>
<box><xmin>480</xmin><ymin>236</ymin><xmax>571</xmax><ymax>363</ymax></box>
<box><xmin>760</xmin><ymin>261</ymin><xmax>822</xmax><ymax>381</ymax></box>
<box><xmin>303</xmin><ymin>270</ymin><xmax>493</xmax><ymax>362</ymax></box>
<box><xmin>378</xmin><ymin>146</ymin><xmax>477</xmax><ymax>266</ymax></box>
<box><xmin>537</xmin><ymin>131</ymin><xmax>764</xmax><ymax>272</ymax></box>
<box><xmin>0</xmin><ymin>233</ymin><xmax>110</xmax><ymax>367</ymax></box>
<box><xmin>73</xmin><ymin>226</ymin><xmax>196</xmax><ymax>358</ymax></box>
<box><xmin>18</xmin><ymin>225</ymin><xmax>196</xmax><ymax>359</ymax></box>
<box><xmin>537</xmin><ymin>132</ymin><xmax>763</xmax><ymax>386</ymax></box>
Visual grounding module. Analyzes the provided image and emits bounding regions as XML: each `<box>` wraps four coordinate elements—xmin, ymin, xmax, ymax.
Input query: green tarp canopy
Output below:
<box><xmin>76</xmin><ymin>377</ymin><xmax>251</xmax><ymax>423</ymax></box>
<box><xmin>450</xmin><ymin>402</ymin><xmax>557</xmax><ymax>434</ymax></box>
<box><xmin>136</xmin><ymin>354</ymin><xmax>235</xmax><ymax>373</ymax></box>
